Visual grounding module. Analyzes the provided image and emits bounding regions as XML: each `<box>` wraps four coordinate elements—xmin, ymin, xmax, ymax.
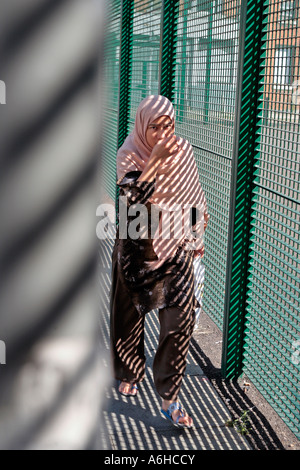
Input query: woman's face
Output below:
<box><xmin>146</xmin><ymin>115</ymin><xmax>174</xmax><ymax>148</ymax></box>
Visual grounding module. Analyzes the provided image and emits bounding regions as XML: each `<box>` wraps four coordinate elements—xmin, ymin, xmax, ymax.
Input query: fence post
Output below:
<box><xmin>159</xmin><ymin>0</ymin><xmax>179</xmax><ymax>101</ymax></box>
<box><xmin>115</xmin><ymin>0</ymin><xmax>134</xmax><ymax>209</ymax></box>
<box><xmin>117</xmin><ymin>0</ymin><xmax>134</xmax><ymax>149</ymax></box>
<box><xmin>222</xmin><ymin>0</ymin><xmax>269</xmax><ymax>379</ymax></box>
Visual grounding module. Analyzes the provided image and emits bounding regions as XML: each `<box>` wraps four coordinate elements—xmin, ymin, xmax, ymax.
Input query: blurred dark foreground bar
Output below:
<box><xmin>0</xmin><ymin>0</ymin><xmax>107</xmax><ymax>449</ymax></box>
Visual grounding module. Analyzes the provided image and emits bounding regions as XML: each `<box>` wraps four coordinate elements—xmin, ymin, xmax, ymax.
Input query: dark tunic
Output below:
<box><xmin>115</xmin><ymin>171</ymin><xmax>199</xmax><ymax>317</ymax></box>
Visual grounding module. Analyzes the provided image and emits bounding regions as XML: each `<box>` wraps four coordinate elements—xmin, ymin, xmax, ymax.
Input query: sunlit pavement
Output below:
<box><xmin>98</xmin><ymin>237</ymin><xmax>250</xmax><ymax>450</ymax></box>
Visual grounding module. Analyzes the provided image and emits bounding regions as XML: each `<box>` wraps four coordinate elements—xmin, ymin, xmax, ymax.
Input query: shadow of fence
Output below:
<box><xmin>98</xmin><ymin>237</ymin><xmax>250</xmax><ymax>451</ymax></box>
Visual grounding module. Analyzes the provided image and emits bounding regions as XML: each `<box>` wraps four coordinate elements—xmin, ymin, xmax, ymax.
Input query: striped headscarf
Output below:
<box><xmin>117</xmin><ymin>95</ymin><xmax>208</xmax><ymax>261</ymax></box>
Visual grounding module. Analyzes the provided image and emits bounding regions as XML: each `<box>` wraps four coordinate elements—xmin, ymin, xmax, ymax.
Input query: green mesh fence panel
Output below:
<box><xmin>173</xmin><ymin>0</ymin><xmax>241</xmax><ymax>329</ymax></box>
<box><xmin>102</xmin><ymin>0</ymin><xmax>300</xmax><ymax>439</ymax></box>
<box><xmin>103</xmin><ymin>0</ymin><xmax>122</xmax><ymax>200</ymax></box>
<box><xmin>243</xmin><ymin>0</ymin><xmax>300</xmax><ymax>438</ymax></box>
<box><xmin>160</xmin><ymin>0</ymin><xmax>180</xmax><ymax>100</ymax></box>
<box><xmin>128</xmin><ymin>0</ymin><xmax>162</xmax><ymax>131</ymax></box>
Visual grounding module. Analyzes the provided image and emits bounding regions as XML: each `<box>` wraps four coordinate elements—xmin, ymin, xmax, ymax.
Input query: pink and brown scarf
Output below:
<box><xmin>117</xmin><ymin>95</ymin><xmax>208</xmax><ymax>262</ymax></box>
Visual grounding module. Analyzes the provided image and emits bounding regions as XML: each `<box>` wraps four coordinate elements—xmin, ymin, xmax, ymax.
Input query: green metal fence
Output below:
<box><xmin>103</xmin><ymin>0</ymin><xmax>300</xmax><ymax>439</ymax></box>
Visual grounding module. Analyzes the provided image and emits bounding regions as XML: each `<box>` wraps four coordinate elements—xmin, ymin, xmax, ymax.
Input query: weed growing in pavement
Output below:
<box><xmin>225</xmin><ymin>409</ymin><xmax>252</xmax><ymax>435</ymax></box>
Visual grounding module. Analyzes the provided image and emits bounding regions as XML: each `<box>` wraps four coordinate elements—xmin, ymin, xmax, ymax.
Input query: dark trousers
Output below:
<box><xmin>110</xmin><ymin>247</ymin><xmax>195</xmax><ymax>401</ymax></box>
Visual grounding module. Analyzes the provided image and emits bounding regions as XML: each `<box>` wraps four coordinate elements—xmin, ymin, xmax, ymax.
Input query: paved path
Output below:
<box><xmin>98</xmin><ymin>238</ymin><xmax>250</xmax><ymax>451</ymax></box>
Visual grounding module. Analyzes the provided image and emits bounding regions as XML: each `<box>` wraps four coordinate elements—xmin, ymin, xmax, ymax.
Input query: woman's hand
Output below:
<box><xmin>138</xmin><ymin>135</ymin><xmax>179</xmax><ymax>182</ymax></box>
<box><xmin>150</xmin><ymin>135</ymin><xmax>179</xmax><ymax>163</ymax></box>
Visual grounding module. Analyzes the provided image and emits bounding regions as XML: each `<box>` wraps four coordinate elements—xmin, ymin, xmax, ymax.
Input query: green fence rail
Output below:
<box><xmin>222</xmin><ymin>0</ymin><xmax>269</xmax><ymax>380</ymax></box>
<box><xmin>103</xmin><ymin>0</ymin><xmax>300</xmax><ymax>439</ymax></box>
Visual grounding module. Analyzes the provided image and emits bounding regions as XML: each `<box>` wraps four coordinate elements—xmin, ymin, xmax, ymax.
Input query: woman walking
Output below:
<box><xmin>110</xmin><ymin>95</ymin><xmax>208</xmax><ymax>428</ymax></box>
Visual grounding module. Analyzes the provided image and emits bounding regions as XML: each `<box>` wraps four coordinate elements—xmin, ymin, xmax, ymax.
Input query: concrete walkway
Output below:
<box><xmin>98</xmin><ymin>237</ymin><xmax>250</xmax><ymax>451</ymax></box>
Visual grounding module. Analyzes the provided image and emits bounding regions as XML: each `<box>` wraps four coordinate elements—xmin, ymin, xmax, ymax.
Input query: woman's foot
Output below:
<box><xmin>118</xmin><ymin>381</ymin><xmax>138</xmax><ymax>397</ymax></box>
<box><xmin>161</xmin><ymin>400</ymin><xmax>193</xmax><ymax>427</ymax></box>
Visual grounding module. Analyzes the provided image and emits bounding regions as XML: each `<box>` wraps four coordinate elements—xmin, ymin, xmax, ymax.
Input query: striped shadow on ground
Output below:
<box><xmin>98</xmin><ymin>237</ymin><xmax>250</xmax><ymax>450</ymax></box>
